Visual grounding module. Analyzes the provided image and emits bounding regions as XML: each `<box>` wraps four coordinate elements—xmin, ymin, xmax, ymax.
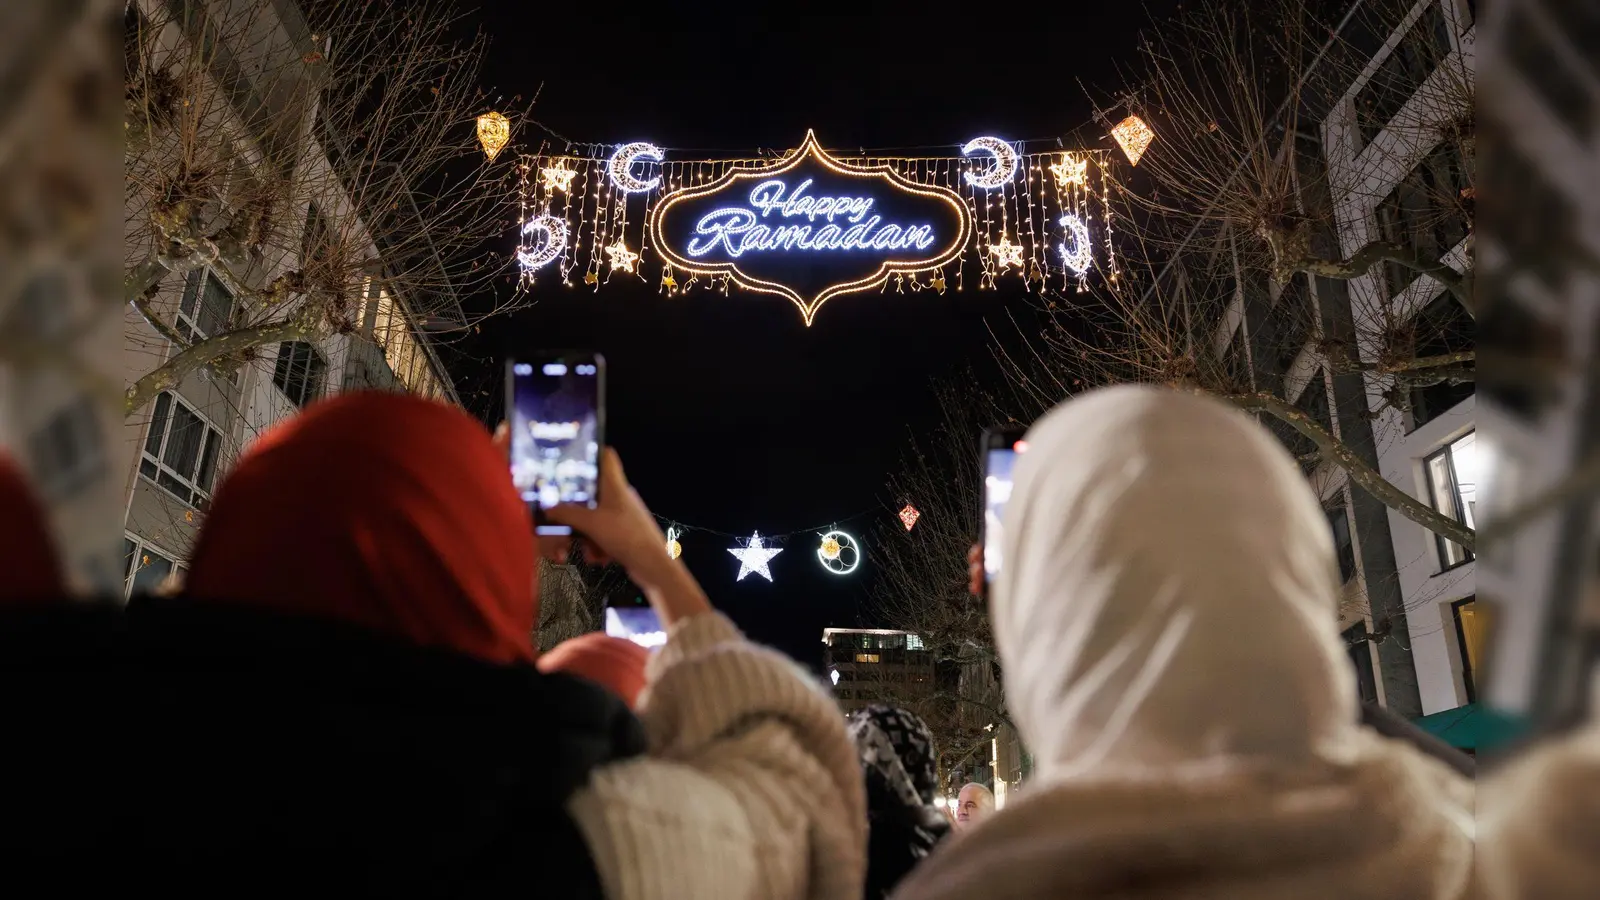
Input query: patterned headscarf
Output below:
<box><xmin>848</xmin><ymin>705</ymin><xmax>940</xmax><ymax>810</ymax></box>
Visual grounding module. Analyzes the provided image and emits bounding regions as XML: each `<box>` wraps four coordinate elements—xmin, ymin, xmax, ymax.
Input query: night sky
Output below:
<box><xmin>457</xmin><ymin>3</ymin><xmax>1176</xmax><ymax>671</ymax></box>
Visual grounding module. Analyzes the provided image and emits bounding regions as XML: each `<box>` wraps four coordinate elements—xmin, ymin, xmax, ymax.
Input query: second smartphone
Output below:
<box><xmin>980</xmin><ymin>427</ymin><xmax>1028</xmax><ymax>592</ymax></box>
<box><xmin>506</xmin><ymin>352</ymin><xmax>605</xmax><ymax>536</ymax></box>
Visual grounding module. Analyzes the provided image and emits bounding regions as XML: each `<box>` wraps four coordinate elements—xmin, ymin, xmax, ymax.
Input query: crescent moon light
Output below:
<box><xmin>607</xmin><ymin>142</ymin><xmax>663</xmax><ymax>193</ymax></box>
<box><xmin>516</xmin><ymin>215</ymin><xmax>567</xmax><ymax>271</ymax></box>
<box><xmin>961</xmin><ymin>136</ymin><xmax>1018</xmax><ymax>190</ymax></box>
<box><xmin>1058</xmin><ymin>214</ymin><xmax>1092</xmax><ymax>275</ymax></box>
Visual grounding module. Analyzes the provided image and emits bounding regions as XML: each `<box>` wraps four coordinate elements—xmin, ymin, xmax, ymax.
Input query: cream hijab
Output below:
<box><xmin>994</xmin><ymin>386</ymin><xmax>1359</xmax><ymax>782</ymax></box>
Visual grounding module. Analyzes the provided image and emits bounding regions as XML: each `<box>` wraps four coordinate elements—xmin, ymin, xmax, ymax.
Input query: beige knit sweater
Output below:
<box><xmin>568</xmin><ymin>612</ymin><xmax>866</xmax><ymax>900</ymax></box>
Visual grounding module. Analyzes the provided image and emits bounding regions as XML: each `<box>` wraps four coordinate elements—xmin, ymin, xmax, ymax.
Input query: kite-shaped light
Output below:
<box><xmin>1111</xmin><ymin>115</ymin><xmax>1154</xmax><ymax>167</ymax></box>
<box><xmin>476</xmin><ymin>111</ymin><xmax>511</xmax><ymax>162</ymax></box>
<box><xmin>898</xmin><ymin>504</ymin><xmax>921</xmax><ymax>531</ymax></box>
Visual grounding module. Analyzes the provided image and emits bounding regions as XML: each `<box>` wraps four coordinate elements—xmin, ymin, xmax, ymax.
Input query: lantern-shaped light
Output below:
<box><xmin>898</xmin><ymin>504</ymin><xmax>921</xmax><ymax>531</ymax></box>
<box><xmin>1111</xmin><ymin>115</ymin><xmax>1154</xmax><ymax>167</ymax></box>
<box><xmin>476</xmin><ymin>111</ymin><xmax>511</xmax><ymax>162</ymax></box>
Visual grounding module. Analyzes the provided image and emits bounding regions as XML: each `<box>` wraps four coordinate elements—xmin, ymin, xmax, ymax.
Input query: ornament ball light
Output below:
<box><xmin>476</xmin><ymin>111</ymin><xmax>511</xmax><ymax>162</ymax></box>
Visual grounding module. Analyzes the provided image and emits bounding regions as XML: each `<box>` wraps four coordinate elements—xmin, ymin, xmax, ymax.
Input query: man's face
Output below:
<box><xmin>956</xmin><ymin>786</ymin><xmax>989</xmax><ymax>829</ymax></box>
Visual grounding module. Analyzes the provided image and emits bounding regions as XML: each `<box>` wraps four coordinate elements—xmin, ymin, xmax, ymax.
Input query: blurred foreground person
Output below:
<box><xmin>848</xmin><ymin>706</ymin><xmax>952</xmax><ymax>898</ymax></box>
<box><xmin>1475</xmin><ymin>726</ymin><xmax>1600</xmax><ymax>898</ymax></box>
<box><xmin>953</xmin><ymin>783</ymin><xmax>993</xmax><ymax>832</ymax></box>
<box><xmin>895</xmin><ymin>386</ymin><xmax>1474</xmax><ymax>900</ymax></box>
<box><xmin>539</xmin><ymin>631</ymin><xmax>652</xmax><ymax>709</ymax></box>
<box><xmin>0</xmin><ymin>455</ymin><xmax>65</xmax><ymax>604</ymax></box>
<box><xmin>125</xmin><ymin>393</ymin><xmax>864</xmax><ymax>899</ymax></box>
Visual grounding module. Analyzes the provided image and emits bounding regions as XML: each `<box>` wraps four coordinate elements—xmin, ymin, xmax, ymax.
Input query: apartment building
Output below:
<box><xmin>822</xmin><ymin>628</ymin><xmax>936</xmax><ymax>716</ymax></box>
<box><xmin>121</xmin><ymin>0</ymin><xmax>458</xmax><ymax>596</ymax></box>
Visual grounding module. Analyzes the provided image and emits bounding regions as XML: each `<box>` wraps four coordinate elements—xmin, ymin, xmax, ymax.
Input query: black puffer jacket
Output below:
<box><xmin>5</xmin><ymin>596</ymin><xmax>645</xmax><ymax>894</ymax></box>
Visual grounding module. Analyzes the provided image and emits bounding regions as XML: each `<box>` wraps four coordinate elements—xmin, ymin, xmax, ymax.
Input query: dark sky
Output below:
<box><xmin>459</xmin><ymin>3</ymin><xmax>1175</xmax><ymax>671</ymax></box>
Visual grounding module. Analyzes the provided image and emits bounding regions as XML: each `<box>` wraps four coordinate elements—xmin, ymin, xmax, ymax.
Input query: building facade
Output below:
<box><xmin>822</xmin><ymin>628</ymin><xmax>936</xmax><ymax>716</ymax></box>
<box><xmin>121</xmin><ymin>0</ymin><xmax>458</xmax><ymax>597</ymax></box>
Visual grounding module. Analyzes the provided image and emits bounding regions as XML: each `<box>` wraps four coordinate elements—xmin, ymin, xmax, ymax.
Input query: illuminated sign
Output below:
<box><xmin>650</xmin><ymin>131</ymin><xmax>970</xmax><ymax>326</ymax></box>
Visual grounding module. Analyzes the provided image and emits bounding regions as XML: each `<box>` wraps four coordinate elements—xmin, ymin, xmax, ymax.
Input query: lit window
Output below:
<box><xmin>1426</xmin><ymin>431</ymin><xmax>1477</xmax><ymax>569</ymax></box>
<box><xmin>855</xmin><ymin>653</ymin><xmax>880</xmax><ymax>664</ymax></box>
<box><xmin>139</xmin><ymin>391</ymin><xmax>223</xmax><ymax>508</ymax></box>
<box><xmin>1452</xmin><ymin>597</ymin><xmax>1486</xmax><ymax>701</ymax></box>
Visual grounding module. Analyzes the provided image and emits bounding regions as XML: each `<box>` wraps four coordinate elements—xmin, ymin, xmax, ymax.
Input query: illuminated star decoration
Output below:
<box><xmin>898</xmin><ymin>504</ymin><xmax>921</xmax><ymax>531</ymax></box>
<box><xmin>604</xmin><ymin>240</ymin><xmax>640</xmax><ymax>273</ymax></box>
<box><xmin>989</xmin><ymin>236</ymin><xmax>1024</xmax><ymax>269</ymax></box>
<box><xmin>665</xmin><ymin>526</ymin><xmax>682</xmax><ymax>560</ymax></box>
<box><xmin>539</xmin><ymin>161</ymin><xmax>577</xmax><ymax>193</ymax></box>
<box><xmin>728</xmin><ymin>532</ymin><xmax>782</xmax><ymax>582</ymax></box>
<box><xmin>1111</xmin><ymin>115</ymin><xmax>1155</xmax><ymax>166</ymax></box>
<box><xmin>1049</xmin><ymin>153</ymin><xmax>1088</xmax><ymax>188</ymax></box>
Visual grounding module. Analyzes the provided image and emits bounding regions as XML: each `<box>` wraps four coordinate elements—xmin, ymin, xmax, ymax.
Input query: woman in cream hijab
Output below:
<box><xmin>893</xmin><ymin>386</ymin><xmax>1473</xmax><ymax>900</ymax></box>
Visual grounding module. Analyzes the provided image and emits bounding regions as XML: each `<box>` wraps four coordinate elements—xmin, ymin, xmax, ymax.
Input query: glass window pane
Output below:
<box><xmin>180</xmin><ymin>269</ymin><xmax>202</xmax><ymax>318</ymax></box>
<box><xmin>1451</xmin><ymin>432</ymin><xmax>1478</xmax><ymax>530</ymax></box>
<box><xmin>130</xmin><ymin>548</ymin><xmax>174</xmax><ymax>596</ymax></box>
<box><xmin>144</xmin><ymin>392</ymin><xmax>172</xmax><ymax>457</ymax></box>
<box><xmin>1428</xmin><ymin>452</ymin><xmax>1459</xmax><ymax>521</ymax></box>
<box><xmin>162</xmin><ymin>403</ymin><xmax>204</xmax><ymax>478</ymax></box>
<box><xmin>197</xmin><ymin>273</ymin><xmax>234</xmax><ymax>337</ymax></box>
<box><xmin>196</xmin><ymin>428</ymin><xmax>220</xmax><ymax>492</ymax></box>
<box><xmin>124</xmin><ymin>538</ymin><xmax>137</xmax><ymax>583</ymax></box>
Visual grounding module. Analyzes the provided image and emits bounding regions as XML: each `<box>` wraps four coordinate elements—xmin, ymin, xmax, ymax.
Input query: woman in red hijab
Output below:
<box><xmin>183</xmin><ymin>391</ymin><xmax>536</xmax><ymax>663</ymax></box>
<box><xmin>0</xmin><ymin>455</ymin><xmax>66</xmax><ymax>603</ymax></box>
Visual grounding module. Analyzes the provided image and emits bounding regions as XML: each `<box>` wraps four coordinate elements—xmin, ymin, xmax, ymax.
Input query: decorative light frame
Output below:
<box><xmin>816</xmin><ymin>530</ymin><xmax>862</xmax><ymax>575</ymax></box>
<box><xmin>648</xmin><ymin>130</ymin><xmax>972</xmax><ymax>327</ymax></box>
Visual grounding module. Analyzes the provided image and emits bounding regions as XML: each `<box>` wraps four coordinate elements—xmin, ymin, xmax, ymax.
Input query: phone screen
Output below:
<box><xmin>983</xmin><ymin>436</ymin><xmax>1026</xmax><ymax>585</ymax></box>
<box><xmin>508</xmin><ymin>354</ymin><xmax>603</xmax><ymax>536</ymax></box>
<box><xmin>605</xmin><ymin>606</ymin><xmax>666</xmax><ymax>650</ymax></box>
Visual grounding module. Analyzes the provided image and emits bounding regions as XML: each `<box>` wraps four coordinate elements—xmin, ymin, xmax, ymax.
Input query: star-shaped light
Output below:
<box><xmin>1049</xmin><ymin>153</ymin><xmax>1088</xmax><ymax>188</ymax></box>
<box><xmin>583</xmin><ymin>271</ymin><xmax>599</xmax><ymax>285</ymax></box>
<box><xmin>989</xmin><ymin>237</ymin><xmax>1024</xmax><ymax>269</ymax></box>
<box><xmin>662</xmin><ymin>274</ymin><xmax>678</xmax><ymax>289</ymax></box>
<box><xmin>728</xmin><ymin>532</ymin><xmax>782</xmax><ymax>582</ymax></box>
<box><xmin>898</xmin><ymin>504</ymin><xmax>921</xmax><ymax>531</ymax></box>
<box><xmin>539</xmin><ymin>161</ymin><xmax>577</xmax><ymax>193</ymax></box>
<box><xmin>605</xmin><ymin>240</ymin><xmax>640</xmax><ymax>273</ymax></box>
<box><xmin>931</xmin><ymin>275</ymin><xmax>947</xmax><ymax>293</ymax></box>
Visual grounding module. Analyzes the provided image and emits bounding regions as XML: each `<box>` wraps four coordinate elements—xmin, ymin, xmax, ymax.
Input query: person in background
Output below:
<box><xmin>539</xmin><ymin>632</ymin><xmax>652</xmax><ymax>710</ymax></box>
<box><xmin>953</xmin><ymin>783</ymin><xmax>994</xmax><ymax>832</ymax></box>
<box><xmin>896</xmin><ymin>386</ymin><xmax>1474</xmax><ymax>900</ymax></box>
<box><xmin>847</xmin><ymin>706</ymin><xmax>951</xmax><ymax>898</ymax></box>
<box><xmin>125</xmin><ymin>392</ymin><xmax>864</xmax><ymax>899</ymax></box>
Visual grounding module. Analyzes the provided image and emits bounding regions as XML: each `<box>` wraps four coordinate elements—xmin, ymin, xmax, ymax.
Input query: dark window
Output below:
<box><xmin>1343</xmin><ymin>622</ymin><xmax>1381</xmax><ymax>705</ymax></box>
<box><xmin>1353</xmin><ymin>2</ymin><xmax>1453</xmax><ymax>147</ymax></box>
<box><xmin>1408</xmin><ymin>293</ymin><xmax>1476</xmax><ymax>430</ymax></box>
<box><xmin>1289</xmin><ymin>370</ymin><xmax>1334</xmax><ymax>474</ymax></box>
<box><xmin>273</xmin><ymin>341</ymin><xmax>326</xmax><ymax>408</ymax></box>
<box><xmin>1374</xmin><ymin>141</ymin><xmax>1471</xmax><ymax>298</ymax></box>
<box><xmin>303</xmin><ymin>202</ymin><xmax>331</xmax><ymax>266</ymax></box>
<box><xmin>123</xmin><ymin>538</ymin><xmax>137</xmax><ymax>585</ymax></box>
<box><xmin>178</xmin><ymin>270</ymin><xmax>236</xmax><ymax>342</ymax></box>
<box><xmin>1223</xmin><ymin>327</ymin><xmax>1251</xmax><ymax>392</ymax></box>
<box><xmin>26</xmin><ymin>397</ymin><xmax>104</xmax><ymax>500</ymax></box>
<box><xmin>1274</xmin><ymin>277</ymin><xmax>1313</xmax><ymax>373</ymax></box>
<box><xmin>1328</xmin><ymin>506</ymin><xmax>1358</xmax><ymax>583</ymax></box>
<box><xmin>1425</xmin><ymin>431</ymin><xmax>1478</xmax><ymax>570</ymax></box>
<box><xmin>139</xmin><ymin>391</ymin><xmax>223</xmax><ymax>507</ymax></box>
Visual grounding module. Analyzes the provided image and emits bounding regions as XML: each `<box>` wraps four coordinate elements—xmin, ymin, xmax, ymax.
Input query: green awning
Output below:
<box><xmin>1413</xmin><ymin>703</ymin><xmax>1527</xmax><ymax>752</ymax></box>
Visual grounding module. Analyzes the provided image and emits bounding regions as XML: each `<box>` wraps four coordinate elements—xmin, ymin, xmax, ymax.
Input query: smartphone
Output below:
<box><xmin>506</xmin><ymin>352</ymin><xmax>605</xmax><ymax>536</ymax></box>
<box><xmin>605</xmin><ymin>595</ymin><xmax>665</xmax><ymax>650</ymax></box>
<box><xmin>980</xmin><ymin>428</ymin><xmax>1029</xmax><ymax>591</ymax></box>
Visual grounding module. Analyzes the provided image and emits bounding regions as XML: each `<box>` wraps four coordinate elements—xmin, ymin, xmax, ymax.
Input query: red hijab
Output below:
<box><xmin>0</xmin><ymin>456</ymin><xmax>66</xmax><ymax>603</ymax></box>
<box><xmin>537</xmin><ymin>632</ymin><xmax>651</xmax><ymax>709</ymax></box>
<box><xmin>186</xmin><ymin>392</ymin><xmax>536</xmax><ymax>665</ymax></box>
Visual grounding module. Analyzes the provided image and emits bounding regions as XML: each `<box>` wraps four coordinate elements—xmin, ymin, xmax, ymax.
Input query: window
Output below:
<box><xmin>303</xmin><ymin>202</ymin><xmax>331</xmax><ymax>266</ymax></box>
<box><xmin>1452</xmin><ymin>597</ymin><xmax>1485</xmax><ymax>701</ymax></box>
<box><xmin>124</xmin><ymin>535</ymin><xmax>185</xmax><ymax>598</ymax></box>
<box><xmin>1327</xmin><ymin>506</ymin><xmax>1358</xmax><ymax>583</ymax></box>
<box><xmin>1342</xmin><ymin>622</ymin><xmax>1381</xmax><ymax>705</ymax></box>
<box><xmin>1352</xmin><ymin>1</ymin><xmax>1453</xmax><ymax>147</ymax></box>
<box><xmin>178</xmin><ymin>269</ymin><xmax>236</xmax><ymax>344</ymax></box>
<box><xmin>906</xmin><ymin>634</ymin><xmax>925</xmax><ymax>651</ymax></box>
<box><xmin>1374</xmin><ymin>141</ymin><xmax>1471</xmax><ymax>298</ymax></box>
<box><xmin>1274</xmin><ymin>277</ymin><xmax>1312</xmax><ymax>374</ymax></box>
<box><xmin>1269</xmin><ymin>371</ymin><xmax>1335</xmax><ymax>474</ymax></box>
<box><xmin>140</xmin><ymin>391</ymin><xmax>223</xmax><ymax>508</ymax></box>
<box><xmin>272</xmin><ymin>340</ymin><xmax>326</xmax><ymax>408</ymax></box>
<box><xmin>855</xmin><ymin>653</ymin><xmax>880</xmax><ymax>664</ymax></box>
<box><xmin>26</xmin><ymin>397</ymin><xmax>104</xmax><ymax>500</ymax></box>
<box><xmin>1408</xmin><ymin>293</ymin><xmax>1476</xmax><ymax>430</ymax></box>
<box><xmin>1426</xmin><ymin>431</ymin><xmax>1477</xmax><ymax>569</ymax></box>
